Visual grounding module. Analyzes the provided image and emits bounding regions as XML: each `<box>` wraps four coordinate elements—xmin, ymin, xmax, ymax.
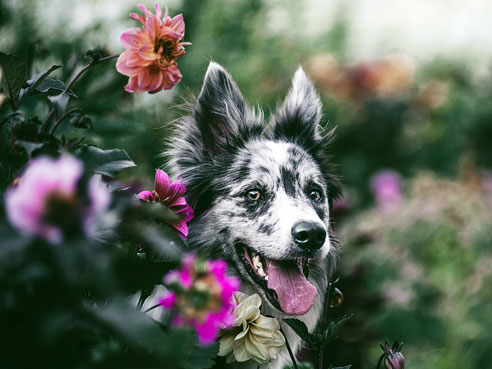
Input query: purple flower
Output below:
<box><xmin>378</xmin><ymin>339</ymin><xmax>405</xmax><ymax>369</ymax></box>
<box><xmin>159</xmin><ymin>254</ymin><xmax>240</xmax><ymax>345</ymax></box>
<box><xmin>137</xmin><ymin>169</ymin><xmax>193</xmax><ymax>239</ymax></box>
<box><xmin>4</xmin><ymin>154</ymin><xmax>110</xmax><ymax>243</ymax></box>
<box><xmin>370</xmin><ymin>170</ymin><xmax>403</xmax><ymax>213</ymax></box>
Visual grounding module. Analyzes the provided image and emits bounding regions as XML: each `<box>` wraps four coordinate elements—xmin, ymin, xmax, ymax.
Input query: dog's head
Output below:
<box><xmin>169</xmin><ymin>62</ymin><xmax>340</xmax><ymax>316</ymax></box>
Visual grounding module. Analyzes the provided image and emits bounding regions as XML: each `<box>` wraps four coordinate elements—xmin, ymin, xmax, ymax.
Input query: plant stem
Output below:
<box><xmin>40</xmin><ymin>53</ymin><xmax>119</xmax><ymax>134</ymax></box>
<box><xmin>49</xmin><ymin>107</ymin><xmax>84</xmax><ymax>135</ymax></box>
<box><xmin>280</xmin><ymin>326</ymin><xmax>299</xmax><ymax>369</ymax></box>
<box><xmin>318</xmin><ymin>281</ymin><xmax>333</xmax><ymax>369</ymax></box>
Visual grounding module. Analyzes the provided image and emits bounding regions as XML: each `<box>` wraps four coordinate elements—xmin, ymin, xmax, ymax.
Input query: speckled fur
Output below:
<box><xmin>167</xmin><ymin>62</ymin><xmax>341</xmax><ymax>369</ymax></box>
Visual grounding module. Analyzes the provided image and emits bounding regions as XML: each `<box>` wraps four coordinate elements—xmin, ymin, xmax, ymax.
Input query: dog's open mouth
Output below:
<box><xmin>235</xmin><ymin>244</ymin><xmax>317</xmax><ymax>315</ymax></box>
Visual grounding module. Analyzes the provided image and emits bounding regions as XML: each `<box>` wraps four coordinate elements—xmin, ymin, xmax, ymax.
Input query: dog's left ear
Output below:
<box><xmin>193</xmin><ymin>62</ymin><xmax>262</xmax><ymax>157</ymax></box>
<box><xmin>266</xmin><ymin>67</ymin><xmax>323</xmax><ymax>146</ymax></box>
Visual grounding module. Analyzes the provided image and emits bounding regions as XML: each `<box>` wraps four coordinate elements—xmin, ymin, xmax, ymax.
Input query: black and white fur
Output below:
<box><xmin>167</xmin><ymin>62</ymin><xmax>340</xmax><ymax>369</ymax></box>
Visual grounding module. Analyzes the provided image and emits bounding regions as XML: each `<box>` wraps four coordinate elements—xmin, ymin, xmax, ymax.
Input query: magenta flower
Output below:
<box><xmin>116</xmin><ymin>3</ymin><xmax>190</xmax><ymax>93</ymax></box>
<box><xmin>159</xmin><ymin>254</ymin><xmax>240</xmax><ymax>345</ymax></box>
<box><xmin>370</xmin><ymin>170</ymin><xmax>403</xmax><ymax>214</ymax></box>
<box><xmin>5</xmin><ymin>155</ymin><xmax>111</xmax><ymax>243</ymax></box>
<box><xmin>137</xmin><ymin>169</ymin><xmax>193</xmax><ymax>239</ymax></box>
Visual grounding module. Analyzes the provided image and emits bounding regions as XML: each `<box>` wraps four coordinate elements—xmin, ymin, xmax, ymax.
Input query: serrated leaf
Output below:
<box><xmin>0</xmin><ymin>52</ymin><xmax>27</xmax><ymax>111</ymax></box>
<box><xmin>74</xmin><ymin>144</ymin><xmax>136</xmax><ymax>177</ymax></box>
<box><xmin>17</xmin><ymin>64</ymin><xmax>62</xmax><ymax>103</ymax></box>
<box><xmin>48</xmin><ymin>93</ymin><xmax>70</xmax><ymax>118</ymax></box>
<box><xmin>283</xmin><ymin>318</ymin><xmax>311</xmax><ymax>342</ymax></box>
<box><xmin>34</xmin><ymin>78</ymin><xmax>77</xmax><ymax>97</ymax></box>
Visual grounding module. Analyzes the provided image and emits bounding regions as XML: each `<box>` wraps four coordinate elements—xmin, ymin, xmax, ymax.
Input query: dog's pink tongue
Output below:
<box><xmin>266</xmin><ymin>259</ymin><xmax>317</xmax><ymax>315</ymax></box>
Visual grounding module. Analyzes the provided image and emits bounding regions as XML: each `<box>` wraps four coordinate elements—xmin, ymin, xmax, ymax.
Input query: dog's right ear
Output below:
<box><xmin>193</xmin><ymin>62</ymin><xmax>262</xmax><ymax>156</ymax></box>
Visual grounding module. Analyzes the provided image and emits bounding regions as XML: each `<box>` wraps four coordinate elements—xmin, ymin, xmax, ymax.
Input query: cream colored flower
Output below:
<box><xmin>218</xmin><ymin>292</ymin><xmax>285</xmax><ymax>364</ymax></box>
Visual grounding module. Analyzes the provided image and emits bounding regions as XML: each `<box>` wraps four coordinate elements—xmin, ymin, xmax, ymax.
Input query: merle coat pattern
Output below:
<box><xmin>168</xmin><ymin>62</ymin><xmax>340</xmax><ymax>369</ymax></box>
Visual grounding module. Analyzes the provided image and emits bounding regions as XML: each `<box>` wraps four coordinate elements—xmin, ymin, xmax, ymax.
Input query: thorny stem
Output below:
<box><xmin>318</xmin><ymin>281</ymin><xmax>334</xmax><ymax>369</ymax></box>
<box><xmin>280</xmin><ymin>326</ymin><xmax>299</xmax><ymax>369</ymax></box>
<box><xmin>39</xmin><ymin>54</ymin><xmax>119</xmax><ymax>134</ymax></box>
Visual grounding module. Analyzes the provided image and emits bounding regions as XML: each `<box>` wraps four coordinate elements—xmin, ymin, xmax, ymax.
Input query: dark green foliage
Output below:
<box><xmin>74</xmin><ymin>145</ymin><xmax>136</xmax><ymax>177</ymax></box>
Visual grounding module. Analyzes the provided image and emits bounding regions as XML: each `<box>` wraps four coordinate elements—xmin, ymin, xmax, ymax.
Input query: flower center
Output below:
<box><xmin>155</xmin><ymin>38</ymin><xmax>181</xmax><ymax>65</ymax></box>
<box><xmin>43</xmin><ymin>190</ymin><xmax>82</xmax><ymax>233</ymax></box>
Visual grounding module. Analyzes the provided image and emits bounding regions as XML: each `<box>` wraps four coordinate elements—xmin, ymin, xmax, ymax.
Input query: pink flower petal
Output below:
<box><xmin>120</xmin><ymin>28</ymin><xmax>147</xmax><ymax>50</ymax></box>
<box><xmin>154</xmin><ymin>169</ymin><xmax>171</xmax><ymax>199</ymax></box>
<box><xmin>159</xmin><ymin>291</ymin><xmax>176</xmax><ymax>309</ymax></box>
<box><xmin>137</xmin><ymin>190</ymin><xmax>153</xmax><ymax>201</ymax></box>
<box><xmin>173</xmin><ymin>221</ymin><xmax>189</xmax><ymax>240</ymax></box>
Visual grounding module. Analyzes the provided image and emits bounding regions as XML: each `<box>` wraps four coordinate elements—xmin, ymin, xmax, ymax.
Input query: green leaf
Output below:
<box><xmin>48</xmin><ymin>93</ymin><xmax>70</xmax><ymax>118</ymax></box>
<box><xmin>35</xmin><ymin>78</ymin><xmax>77</xmax><ymax>97</ymax></box>
<box><xmin>17</xmin><ymin>65</ymin><xmax>62</xmax><ymax>103</ymax></box>
<box><xmin>134</xmin><ymin>222</ymin><xmax>184</xmax><ymax>260</ymax></box>
<box><xmin>321</xmin><ymin>313</ymin><xmax>353</xmax><ymax>349</ymax></box>
<box><xmin>0</xmin><ymin>52</ymin><xmax>28</xmax><ymax>111</ymax></box>
<box><xmin>283</xmin><ymin>318</ymin><xmax>311</xmax><ymax>342</ymax></box>
<box><xmin>330</xmin><ymin>366</ymin><xmax>351</xmax><ymax>369</ymax></box>
<box><xmin>184</xmin><ymin>342</ymin><xmax>218</xmax><ymax>369</ymax></box>
<box><xmin>14</xmin><ymin>140</ymin><xmax>45</xmax><ymax>156</ymax></box>
<box><xmin>74</xmin><ymin>144</ymin><xmax>136</xmax><ymax>177</ymax></box>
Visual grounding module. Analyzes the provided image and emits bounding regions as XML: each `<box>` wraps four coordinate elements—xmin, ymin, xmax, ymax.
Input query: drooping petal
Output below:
<box><xmin>117</xmin><ymin>50</ymin><xmax>143</xmax><ymax>76</ymax></box>
<box><xmin>172</xmin><ymin>221</ymin><xmax>189</xmax><ymax>239</ymax></box>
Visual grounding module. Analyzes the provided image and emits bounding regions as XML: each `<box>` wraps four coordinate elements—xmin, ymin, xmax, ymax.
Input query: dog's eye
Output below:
<box><xmin>310</xmin><ymin>190</ymin><xmax>323</xmax><ymax>202</ymax></box>
<box><xmin>246</xmin><ymin>189</ymin><xmax>261</xmax><ymax>201</ymax></box>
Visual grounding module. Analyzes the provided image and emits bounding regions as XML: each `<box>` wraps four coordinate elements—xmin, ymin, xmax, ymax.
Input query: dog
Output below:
<box><xmin>167</xmin><ymin>62</ymin><xmax>340</xmax><ymax>368</ymax></box>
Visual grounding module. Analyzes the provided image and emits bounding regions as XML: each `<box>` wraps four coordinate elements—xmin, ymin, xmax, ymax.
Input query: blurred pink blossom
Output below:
<box><xmin>116</xmin><ymin>3</ymin><xmax>190</xmax><ymax>93</ymax></box>
<box><xmin>370</xmin><ymin>170</ymin><xmax>403</xmax><ymax>213</ymax></box>
<box><xmin>137</xmin><ymin>169</ymin><xmax>193</xmax><ymax>239</ymax></box>
<box><xmin>5</xmin><ymin>155</ymin><xmax>110</xmax><ymax>243</ymax></box>
<box><xmin>159</xmin><ymin>254</ymin><xmax>240</xmax><ymax>345</ymax></box>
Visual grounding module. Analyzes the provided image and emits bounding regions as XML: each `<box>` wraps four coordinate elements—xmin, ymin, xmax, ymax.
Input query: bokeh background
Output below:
<box><xmin>2</xmin><ymin>0</ymin><xmax>492</xmax><ymax>368</ymax></box>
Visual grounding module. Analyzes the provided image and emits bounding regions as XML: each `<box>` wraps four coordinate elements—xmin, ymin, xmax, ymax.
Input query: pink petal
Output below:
<box><xmin>117</xmin><ymin>50</ymin><xmax>142</xmax><ymax>76</ymax></box>
<box><xmin>129</xmin><ymin>12</ymin><xmax>146</xmax><ymax>26</ymax></box>
<box><xmin>154</xmin><ymin>169</ymin><xmax>171</xmax><ymax>199</ymax></box>
<box><xmin>194</xmin><ymin>316</ymin><xmax>220</xmax><ymax>345</ymax></box>
<box><xmin>137</xmin><ymin>43</ymin><xmax>157</xmax><ymax>61</ymax></box>
<box><xmin>154</xmin><ymin>2</ymin><xmax>162</xmax><ymax>20</ymax></box>
<box><xmin>124</xmin><ymin>75</ymin><xmax>142</xmax><ymax>92</ymax></box>
<box><xmin>120</xmin><ymin>28</ymin><xmax>147</xmax><ymax>50</ymax></box>
<box><xmin>137</xmin><ymin>190</ymin><xmax>153</xmax><ymax>201</ymax></box>
<box><xmin>169</xmin><ymin>14</ymin><xmax>185</xmax><ymax>37</ymax></box>
<box><xmin>159</xmin><ymin>291</ymin><xmax>176</xmax><ymax>309</ymax></box>
<box><xmin>173</xmin><ymin>221</ymin><xmax>188</xmax><ymax>239</ymax></box>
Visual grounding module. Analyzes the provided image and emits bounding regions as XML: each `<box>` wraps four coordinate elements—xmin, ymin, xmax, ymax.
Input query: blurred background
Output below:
<box><xmin>2</xmin><ymin>0</ymin><xmax>492</xmax><ymax>368</ymax></box>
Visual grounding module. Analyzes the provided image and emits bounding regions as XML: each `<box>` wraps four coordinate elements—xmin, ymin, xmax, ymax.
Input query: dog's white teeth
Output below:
<box><xmin>257</xmin><ymin>267</ymin><xmax>267</xmax><ymax>278</ymax></box>
<box><xmin>252</xmin><ymin>254</ymin><xmax>268</xmax><ymax>279</ymax></box>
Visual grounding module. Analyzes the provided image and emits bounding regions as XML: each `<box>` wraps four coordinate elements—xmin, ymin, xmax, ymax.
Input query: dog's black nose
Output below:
<box><xmin>291</xmin><ymin>221</ymin><xmax>326</xmax><ymax>251</ymax></box>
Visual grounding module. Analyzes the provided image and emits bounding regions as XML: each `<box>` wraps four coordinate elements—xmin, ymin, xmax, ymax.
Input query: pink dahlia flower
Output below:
<box><xmin>5</xmin><ymin>155</ymin><xmax>111</xmax><ymax>243</ymax></box>
<box><xmin>137</xmin><ymin>169</ymin><xmax>193</xmax><ymax>239</ymax></box>
<box><xmin>116</xmin><ymin>3</ymin><xmax>190</xmax><ymax>93</ymax></box>
<box><xmin>159</xmin><ymin>254</ymin><xmax>240</xmax><ymax>345</ymax></box>
<box><xmin>370</xmin><ymin>170</ymin><xmax>403</xmax><ymax>214</ymax></box>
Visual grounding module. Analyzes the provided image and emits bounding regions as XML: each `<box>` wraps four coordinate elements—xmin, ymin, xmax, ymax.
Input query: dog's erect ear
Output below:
<box><xmin>266</xmin><ymin>67</ymin><xmax>323</xmax><ymax>146</ymax></box>
<box><xmin>193</xmin><ymin>62</ymin><xmax>261</xmax><ymax>156</ymax></box>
